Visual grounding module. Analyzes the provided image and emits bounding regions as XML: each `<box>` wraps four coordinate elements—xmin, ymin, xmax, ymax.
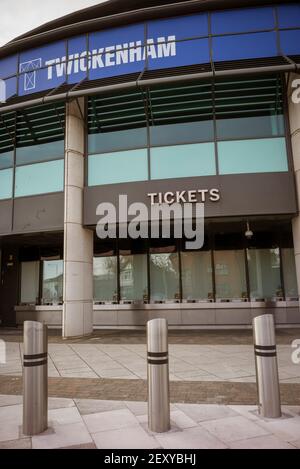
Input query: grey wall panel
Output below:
<box><xmin>16</xmin><ymin>309</ymin><xmax>62</xmax><ymax>326</ymax></box>
<box><xmin>13</xmin><ymin>193</ymin><xmax>64</xmax><ymax>233</ymax></box>
<box><xmin>216</xmin><ymin>308</ymin><xmax>252</xmax><ymax>325</ymax></box>
<box><xmin>285</xmin><ymin>308</ymin><xmax>300</xmax><ymax>324</ymax></box>
<box><xmin>182</xmin><ymin>309</ymin><xmax>216</xmax><ymax>325</ymax></box>
<box><xmin>118</xmin><ymin>310</ymin><xmax>149</xmax><ymax>326</ymax></box>
<box><xmin>148</xmin><ymin>309</ymin><xmax>182</xmax><ymax>325</ymax></box>
<box><xmin>0</xmin><ymin>200</ymin><xmax>13</xmax><ymax>234</ymax></box>
<box><xmin>84</xmin><ymin>173</ymin><xmax>297</xmax><ymax>226</ymax></box>
<box><xmin>94</xmin><ymin>309</ymin><xmax>118</xmax><ymax>326</ymax></box>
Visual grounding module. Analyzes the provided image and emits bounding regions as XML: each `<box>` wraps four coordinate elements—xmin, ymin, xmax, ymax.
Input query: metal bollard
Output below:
<box><xmin>23</xmin><ymin>321</ymin><xmax>48</xmax><ymax>436</ymax></box>
<box><xmin>253</xmin><ymin>314</ymin><xmax>281</xmax><ymax>418</ymax></box>
<box><xmin>147</xmin><ymin>318</ymin><xmax>170</xmax><ymax>433</ymax></box>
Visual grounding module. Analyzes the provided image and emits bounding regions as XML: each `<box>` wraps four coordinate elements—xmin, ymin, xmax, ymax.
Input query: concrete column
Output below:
<box><xmin>63</xmin><ymin>98</ymin><xmax>93</xmax><ymax>338</ymax></box>
<box><xmin>289</xmin><ymin>74</ymin><xmax>300</xmax><ymax>295</ymax></box>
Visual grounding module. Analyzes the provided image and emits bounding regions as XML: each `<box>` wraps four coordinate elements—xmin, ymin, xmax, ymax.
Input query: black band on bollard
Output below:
<box><xmin>24</xmin><ymin>352</ymin><xmax>48</xmax><ymax>360</ymax></box>
<box><xmin>148</xmin><ymin>358</ymin><xmax>168</xmax><ymax>365</ymax></box>
<box><xmin>254</xmin><ymin>344</ymin><xmax>277</xmax><ymax>357</ymax></box>
<box><xmin>255</xmin><ymin>351</ymin><xmax>277</xmax><ymax>357</ymax></box>
<box><xmin>148</xmin><ymin>352</ymin><xmax>169</xmax><ymax>358</ymax></box>
<box><xmin>254</xmin><ymin>345</ymin><xmax>276</xmax><ymax>351</ymax></box>
<box><xmin>23</xmin><ymin>359</ymin><xmax>48</xmax><ymax>367</ymax></box>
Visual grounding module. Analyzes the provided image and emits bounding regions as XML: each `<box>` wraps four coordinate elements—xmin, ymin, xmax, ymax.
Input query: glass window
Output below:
<box><xmin>247</xmin><ymin>248</ymin><xmax>282</xmax><ymax>300</ymax></box>
<box><xmin>281</xmin><ymin>248</ymin><xmax>298</xmax><ymax>300</ymax></box>
<box><xmin>151</xmin><ymin>143</ymin><xmax>216</xmax><ymax>180</ymax></box>
<box><xmin>15</xmin><ymin>160</ymin><xmax>64</xmax><ymax>197</ymax></box>
<box><xmin>214</xmin><ymin>250</ymin><xmax>247</xmax><ymax>300</ymax></box>
<box><xmin>0</xmin><ymin>168</ymin><xmax>13</xmax><ymax>200</ymax></box>
<box><xmin>89</xmin><ymin>128</ymin><xmax>147</xmax><ymax>154</ymax></box>
<box><xmin>216</xmin><ymin>115</ymin><xmax>285</xmax><ymax>140</ymax></box>
<box><xmin>0</xmin><ymin>151</ymin><xmax>13</xmax><ymax>169</ymax></box>
<box><xmin>150</xmin><ymin>121</ymin><xmax>214</xmax><ymax>146</ymax></box>
<box><xmin>181</xmin><ymin>251</ymin><xmax>213</xmax><ymax>301</ymax></box>
<box><xmin>42</xmin><ymin>260</ymin><xmax>63</xmax><ymax>305</ymax></box>
<box><xmin>89</xmin><ymin>149</ymin><xmax>148</xmax><ymax>186</ymax></box>
<box><xmin>20</xmin><ymin>261</ymin><xmax>40</xmax><ymax>305</ymax></box>
<box><xmin>94</xmin><ymin>255</ymin><xmax>118</xmax><ymax>303</ymax></box>
<box><xmin>120</xmin><ymin>254</ymin><xmax>148</xmax><ymax>302</ymax></box>
<box><xmin>16</xmin><ymin>140</ymin><xmax>64</xmax><ymax>165</ymax></box>
<box><xmin>218</xmin><ymin>138</ymin><xmax>288</xmax><ymax>175</ymax></box>
<box><xmin>150</xmin><ymin>245</ymin><xmax>180</xmax><ymax>303</ymax></box>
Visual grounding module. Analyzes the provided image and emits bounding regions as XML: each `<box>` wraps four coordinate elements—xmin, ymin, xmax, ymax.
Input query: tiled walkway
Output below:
<box><xmin>0</xmin><ymin>395</ymin><xmax>299</xmax><ymax>449</ymax></box>
<box><xmin>1</xmin><ymin>342</ymin><xmax>300</xmax><ymax>383</ymax></box>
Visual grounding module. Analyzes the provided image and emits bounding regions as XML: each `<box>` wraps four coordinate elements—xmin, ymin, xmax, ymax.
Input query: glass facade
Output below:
<box><xmin>88</xmin><ymin>75</ymin><xmax>289</xmax><ymax>186</ymax></box>
<box><xmin>248</xmin><ymin>248</ymin><xmax>283</xmax><ymax>300</ymax></box>
<box><xmin>42</xmin><ymin>260</ymin><xmax>63</xmax><ymax>305</ymax></box>
<box><xmin>181</xmin><ymin>250</ymin><xmax>213</xmax><ymax>302</ymax></box>
<box><xmin>91</xmin><ymin>231</ymin><xmax>299</xmax><ymax>304</ymax></box>
<box><xmin>20</xmin><ymin>261</ymin><xmax>40</xmax><ymax>305</ymax></box>
<box><xmin>214</xmin><ymin>250</ymin><xmax>247</xmax><ymax>300</ymax></box>
<box><xmin>150</xmin><ymin>245</ymin><xmax>180</xmax><ymax>303</ymax></box>
<box><xmin>94</xmin><ymin>246</ymin><xmax>118</xmax><ymax>303</ymax></box>
<box><xmin>0</xmin><ymin>103</ymin><xmax>65</xmax><ymax>199</ymax></box>
<box><xmin>18</xmin><ymin>247</ymin><xmax>63</xmax><ymax>306</ymax></box>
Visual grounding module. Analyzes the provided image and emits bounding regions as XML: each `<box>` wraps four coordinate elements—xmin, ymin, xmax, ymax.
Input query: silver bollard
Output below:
<box><xmin>23</xmin><ymin>321</ymin><xmax>48</xmax><ymax>436</ymax></box>
<box><xmin>253</xmin><ymin>314</ymin><xmax>281</xmax><ymax>418</ymax></box>
<box><xmin>147</xmin><ymin>318</ymin><xmax>170</xmax><ymax>433</ymax></box>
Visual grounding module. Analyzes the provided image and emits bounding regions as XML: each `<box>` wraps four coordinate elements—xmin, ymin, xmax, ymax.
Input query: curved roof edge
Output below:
<box><xmin>0</xmin><ymin>0</ymin><xmax>297</xmax><ymax>59</ymax></box>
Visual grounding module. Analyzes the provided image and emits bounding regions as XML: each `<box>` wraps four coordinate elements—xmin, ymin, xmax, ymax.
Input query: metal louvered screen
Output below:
<box><xmin>88</xmin><ymin>89</ymin><xmax>147</xmax><ymax>134</ymax></box>
<box><xmin>214</xmin><ymin>75</ymin><xmax>283</xmax><ymax>120</ymax></box>
<box><xmin>0</xmin><ymin>112</ymin><xmax>15</xmax><ymax>153</ymax></box>
<box><xmin>16</xmin><ymin>102</ymin><xmax>65</xmax><ymax>148</ymax></box>
<box><xmin>88</xmin><ymin>74</ymin><xmax>284</xmax><ymax>134</ymax></box>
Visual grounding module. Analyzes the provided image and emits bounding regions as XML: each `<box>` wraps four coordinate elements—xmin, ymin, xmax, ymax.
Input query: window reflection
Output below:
<box><xmin>42</xmin><ymin>260</ymin><xmax>63</xmax><ymax>305</ymax></box>
<box><xmin>120</xmin><ymin>254</ymin><xmax>148</xmax><ymax>303</ymax></box>
<box><xmin>181</xmin><ymin>251</ymin><xmax>213</xmax><ymax>302</ymax></box>
<box><xmin>94</xmin><ymin>253</ymin><xmax>118</xmax><ymax>304</ymax></box>
<box><xmin>214</xmin><ymin>250</ymin><xmax>247</xmax><ymax>300</ymax></box>
<box><xmin>281</xmin><ymin>248</ymin><xmax>298</xmax><ymax>300</ymax></box>
<box><xmin>248</xmin><ymin>248</ymin><xmax>282</xmax><ymax>300</ymax></box>
<box><xmin>150</xmin><ymin>245</ymin><xmax>180</xmax><ymax>303</ymax></box>
<box><xmin>20</xmin><ymin>261</ymin><xmax>40</xmax><ymax>305</ymax></box>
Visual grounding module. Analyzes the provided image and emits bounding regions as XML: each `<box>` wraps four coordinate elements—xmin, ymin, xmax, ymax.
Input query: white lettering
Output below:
<box><xmin>157</xmin><ymin>36</ymin><xmax>176</xmax><ymax>58</ymax></box>
<box><xmin>148</xmin><ymin>193</ymin><xmax>158</xmax><ymax>205</ymax></box>
<box><xmin>45</xmin><ymin>59</ymin><xmax>56</xmax><ymax>80</ymax></box>
<box><xmin>129</xmin><ymin>41</ymin><xmax>142</xmax><ymax>62</ymax></box>
<box><xmin>164</xmin><ymin>192</ymin><xmax>175</xmax><ymax>204</ymax></box>
<box><xmin>116</xmin><ymin>44</ymin><xmax>129</xmax><ymax>65</ymax></box>
<box><xmin>105</xmin><ymin>46</ymin><xmax>116</xmax><ymax>67</ymax></box>
<box><xmin>210</xmin><ymin>189</ymin><xmax>221</xmax><ymax>202</ymax></box>
<box><xmin>92</xmin><ymin>48</ymin><xmax>105</xmax><ymax>69</ymax></box>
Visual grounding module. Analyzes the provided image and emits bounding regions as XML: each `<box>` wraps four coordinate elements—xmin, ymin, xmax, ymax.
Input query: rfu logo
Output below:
<box><xmin>291</xmin><ymin>339</ymin><xmax>300</xmax><ymax>364</ymax></box>
<box><xmin>19</xmin><ymin>58</ymin><xmax>42</xmax><ymax>91</ymax></box>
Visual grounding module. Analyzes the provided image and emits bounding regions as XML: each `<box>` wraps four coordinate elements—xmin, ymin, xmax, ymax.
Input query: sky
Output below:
<box><xmin>0</xmin><ymin>0</ymin><xmax>107</xmax><ymax>46</ymax></box>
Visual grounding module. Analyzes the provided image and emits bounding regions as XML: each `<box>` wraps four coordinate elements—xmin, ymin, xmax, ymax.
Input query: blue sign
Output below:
<box><xmin>0</xmin><ymin>4</ymin><xmax>299</xmax><ymax>101</ymax></box>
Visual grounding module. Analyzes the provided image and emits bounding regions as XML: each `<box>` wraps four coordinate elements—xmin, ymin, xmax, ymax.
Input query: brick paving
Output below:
<box><xmin>1</xmin><ymin>327</ymin><xmax>299</xmax><ymax>344</ymax></box>
<box><xmin>0</xmin><ymin>375</ymin><xmax>299</xmax><ymax>405</ymax></box>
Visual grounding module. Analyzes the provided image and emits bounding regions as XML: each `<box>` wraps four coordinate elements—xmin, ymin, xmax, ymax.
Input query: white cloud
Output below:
<box><xmin>0</xmin><ymin>0</ymin><xmax>107</xmax><ymax>47</ymax></box>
